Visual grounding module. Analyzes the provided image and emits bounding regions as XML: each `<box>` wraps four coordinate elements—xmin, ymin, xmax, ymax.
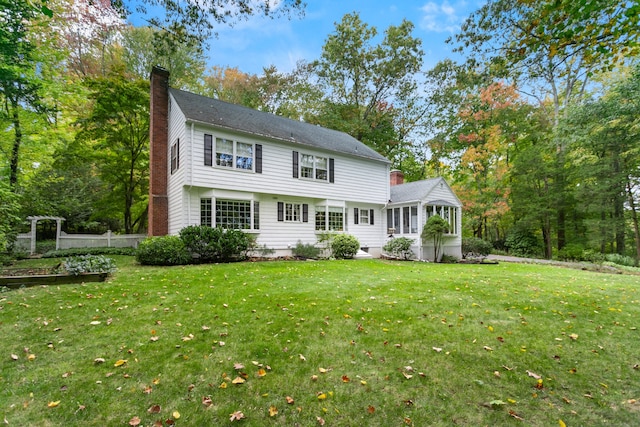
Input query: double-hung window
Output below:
<box><xmin>315</xmin><ymin>206</ymin><xmax>344</xmax><ymax>231</ymax></box>
<box><xmin>353</xmin><ymin>208</ymin><xmax>374</xmax><ymax>225</ymax></box>
<box><xmin>204</xmin><ymin>134</ymin><xmax>261</xmax><ymax>172</ymax></box>
<box><xmin>278</xmin><ymin>202</ymin><xmax>309</xmax><ymax>223</ymax></box>
<box><xmin>293</xmin><ymin>151</ymin><xmax>334</xmax><ymax>182</ymax></box>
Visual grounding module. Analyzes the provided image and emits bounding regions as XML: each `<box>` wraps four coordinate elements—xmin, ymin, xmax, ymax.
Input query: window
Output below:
<box><xmin>216</xmin><ymin>199</ymin><xmax>251</xmax><ymax>229</ymax></box>
<box><xmin>293</xmin><ymin>151</ymin><xmax>334</xmax><ymax>182</ymax></box>
<box><xmin>170</xmin><ymin>139</ymin><xmax>179</xmax><ymax>173</ymax></box>
<box><xmin>315</xmin><ymin>208</ymin><xmax>326</xmax><ymax>231</ymax></box>
<box><xmin>201</xmin><ymin>198</ymin><xmax>212</xmax><ymax>227</ymax></box>
<box><xmin>426</xmin><ymin>205</ymin><xmax>458</xmax><ymax>235</ymax></box>
<box><xmin>354</xmin><ymin>208</ymin><xmax>375</xmax><ymax>225</ymax></box>
<box><xmin>315</xmin><ymin>206</ymin><xmax>344</xmax><ymax>231</ymax></box>
<box><xmin>206</xmin><ymin>136</ymin><xmax>259</xmax><ymax>171</ymax></box>
<box><xmin>216</xmin><ymin>138</ymin><xmax>234</xmax><ymax>167</ymax></box>
<box><xmin>286</xmin><ymin>203</ymin><xmax>301</xmax><ymax>222</ymax></box>
<box><xmin>387</xmin><ymin>205</ymin><xmax>417</xmax><ymax>235</ymax></box>
<box><xmin>253</xmin><ymin>202</ymin><xmax>260</xmax><ymax>230</ymax></box>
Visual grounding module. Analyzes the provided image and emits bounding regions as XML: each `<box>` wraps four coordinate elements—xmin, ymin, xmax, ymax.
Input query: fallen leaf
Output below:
<box><xmin>94</xmin><ymin>358</ymin><xmax>106</xmax><ymax>364</ymax></box>
<box><xmin>257</xmin><ymin>368</ymin><xmax>267</xmax><ymax>378</ymax></box>
<box><xmin>559</xmin><ymin>420</ymin><xmax>567</xmax><ymax>427</ymax></box>
<box><xmin>432</xmin><ymin>347</ymin><xmax>442</xmax><ymax>352</ymax></box>
<box><xmin>299</xmin><ymin>354</ymin><xmax>307</xmax><ymax>361</ymax></box>
<box><xmin>367</xmin><ymin>405</ymin><xmax>375</xmax><ymax>414</ymax></box>
<box><xmin>90</xmin><ymin>321</ymin><xmax>101</xmax><ymax>325</ymax></box>
<box><xmin>202</xmin><ymin>325</ymin><xmax>210</xmax><ymax>331</ymax></box>
<box><xmin>569</xmin><ymin>333</ymin><xmax>579</xmax><ymax>341</ymax></box>
<box><xmin>232</xmin><ymin>377</ymin><xmax>246</xmax><ymax>384</ymax></box>
<box><xmin>150</xmin><ymin>336</ymin><xmax>159</xmax><ymax>342</ymax></box>
<box><xmin>148</xmin><ymin>405</ymin><xmax>161</xmax><ymax>413</ymax></box>
<box><xmin>317</xmin><ymin>416</ymin><xmax>325</xmax><ymax>425</ymax></box>
<box><xmin>202</xmin><ymin>396</ymin><xmax>212</xmax><ymax>407</ymax></box>
<box><xmin>318</xmin><ymin>367</ymin><xmax>330</xmax><ymax>373</ymax></box>
<box><xmin>286</xmin><ymin>396</ymin><xmax>294</xmax><ymax>404</ymax></box>
<box><xmin>526</xmin><ymin>370</ymin><xmax>541</xmax><ymax>380</ymax></box>
<box><xmin>317</xmin><ymin>392</ymin><xmax>327</xmax><ymax>400</ymax></box>
<box><xmin>114</xmin><ymin>359</ymin><xmax>127</xmax><ymax>367</ymax></box>
<box><xmin>268</xmin><ymin>405</ymin><xmax>278</xmax><ymax>417</ymax></box>
<box><xmin>143</xmin><ymin>386</ymin><xmax>153</xmax><ymax>394</ymax></box>
<box><xmin>47</xmin><ymin>401</ymin><xmax>60</xmax><ymax>408</ymax></box>
<box><xmin>10</xmin><ymin>354</ymin><xmax>18</xmax><ymax>361</ymax></box>
<box><xmin>230</xmin><ymin>411</ymin><xmax>245</xmax><ymax>421</ymax></box>
<box><xmin>234</xmin><ymin>363</ymin><xmax>245</xmax><ymax>370</ymax></box>
<box><xmin>483</xmin><ymin>346</ymin><xmax>493</xmax><ymax>352</ymax></box>
<box><xmin>509</xmin><ymin>410</ymin><xmax>524</xmax><ymax>421</ymax></box>
<box><xmin>402</xmin><ymin>372</ymin><xmax>413</xmax><ymax>380</ymax></box>
<box><xmin>342</xmin><ymin>375</ymin><xmax>350</xmax><ymax>383</ymax></box>
<box><xmin>219</xmin><ymin>382</ymin><xmax>227</xmax><ymax>389</ymax></box>
<box><xmin>129</xmin><ymin>416</ymin><xmax>141</xmax><ymax>426</ymax></box>
<box><xmin>172</xmin><ymin>411</ymin><xmax>180</xmax><ymax>419</ymax></box>
<box><xmin>27</xmin><ymin>354</ymin><xmax>36</xmax><ymax>361</ymax></box>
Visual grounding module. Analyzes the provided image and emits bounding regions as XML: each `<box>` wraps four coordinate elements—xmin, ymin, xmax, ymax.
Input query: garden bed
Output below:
<box><xmin>0</xmin><ymin>266</ymin><xmax>109</xmax><ymax>288</ymax></box>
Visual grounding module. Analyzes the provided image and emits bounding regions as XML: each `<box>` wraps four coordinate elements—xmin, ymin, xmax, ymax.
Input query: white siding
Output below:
<box><xmin>167</xmin><ymin>97</ymin><xmax>188</xmax><ymax>235</ymax></box>
<box><xmin>187</xmin><ymin>125</ymin><xmax>389</xmax><ymax>204</ymax></box>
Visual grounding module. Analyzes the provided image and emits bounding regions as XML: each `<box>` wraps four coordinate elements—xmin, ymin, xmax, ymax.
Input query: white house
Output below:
<box><xmin>149</xmin><ymin>67</ymin><xmax>462</xmax><ymax>259</ymax></box>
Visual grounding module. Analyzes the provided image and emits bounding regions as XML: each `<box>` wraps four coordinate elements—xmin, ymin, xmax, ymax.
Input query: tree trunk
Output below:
<box><xmin>627</xmin><ymin>181</ymin><xmax>640</xmax><ymax>266</ymax></box>
<box><xmin>9</xmin><ymin>97</ymin><xmax>22</xmax><ymax>191</ymax></box>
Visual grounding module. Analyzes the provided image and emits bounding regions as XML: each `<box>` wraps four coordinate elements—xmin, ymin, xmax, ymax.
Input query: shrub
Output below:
<box><xmin>505</xmin><ymin>227</ymin><xmax>541</xmax><ymax>257</ymax></box>
<box><xmin>462</xmin><ymin>237</ymin><xmax>493</xmax><ymax>259</ymax></box>
<box><xmin>292</xmin><ymin>241</ymin><xmax>321</xmax><ymax>259</ymax></box>
<box><xmin>179</xmin><ymin>225</ymin><xmax>251</xmax><ymax>263</ymax></box>
<box><xmin>605</xmin><ymin>253</ymin><xmax>638</xmax><ymax>267</ymax></box>
<box><xmin>383</xmin><ymin>237</ymin><xmax>415</xmax><ymax>260</ymax></box>
<box><xmin>63</xmin><ymin>255</ymin><xmax>117</xmax><ymax>275</ymax></box>
<box><xmin>331</xmin><ymin>234</ymin><xmax>360</xmax><ymax>259</ymax></box>
<box><xmin>136</xmin><ymin>236</ymin><xmax>191</xmax><ymax>266</ymax></box>
<box><xmin>421</xmin><ymin>216</ymin><xmax>450</xmax><ymax>262</ymax></box>
<box><xmin>43</xmin><ymin>247</ymin><xmax>137</xmax><ymax>258</ymax></box>
<box><xmin>556</xmin><ymin>244</ymin><xmax>585</xmax><ymax>261</ymax></box>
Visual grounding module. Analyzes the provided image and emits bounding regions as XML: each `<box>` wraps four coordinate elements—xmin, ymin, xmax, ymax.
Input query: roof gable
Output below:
<box><xmin>390</xmin><ymin>177</ymin><xmax>461</xmax><ymax>206</ymax></box>
<box><xmin>169</xmin><ymin>88</ymin><xmax>390</xmax><ymax>163</ymax></box>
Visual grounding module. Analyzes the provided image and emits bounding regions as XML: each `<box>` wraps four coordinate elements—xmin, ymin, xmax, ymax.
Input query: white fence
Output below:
<box><xmin>16</xmin><ymin>230</ymin><xmax>146</xmax><ymax>254</ymax></box>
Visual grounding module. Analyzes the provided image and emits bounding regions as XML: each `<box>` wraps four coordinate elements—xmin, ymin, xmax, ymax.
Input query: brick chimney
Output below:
<box><xmin>148</xmin><ymin>66</ymin><xmax>170</xmax><ymax>236</ymax></box>
<box><xmin>390</xmin><ymin>170</ymin><xmax>404</xmax><ymax>186</ymax></box>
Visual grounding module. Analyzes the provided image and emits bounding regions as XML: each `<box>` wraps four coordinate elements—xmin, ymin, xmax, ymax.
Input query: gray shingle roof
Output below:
<box><xmin>169</xmin><ymin>88</ymin><xmax>390</xmax><ymax>163</ymax></box>
<box><xmin>390</xmin><ymin>177</ymin><xmax>461</xmax><ymax>206</ymax></box>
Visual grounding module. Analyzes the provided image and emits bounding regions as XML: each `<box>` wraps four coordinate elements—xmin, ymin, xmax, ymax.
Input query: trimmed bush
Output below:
<box><xmin>556</xmin><ymin>243</ymin><xmax>585</xmax><ymax>261</ymax></box>
<box><xmin>331</xmin><ymin>234</ymin><xmax>360</xmax><ymax>259</ymax></box>
<box><xmin>383</xmin><ymin>237</ymin><xmax>415</xmax><ymax>260</ymax></box>
<box><xmin>292</xmin><ymin>241</ymin><xmax>321</xmax><ymax>259</ymax></box>
<box><xmin>179</xmin><ymin>225</ymin><xmax>251</xmax><ymax>263</ymax></box>
<box><xmin>462</xmin><ymin>237</ymin><xmax>493</xmax><ymax>259</ymax></box>
<box><xmin>136</xmin><ymin>236</ymin><xmax>191</xmax><ymax>266</ymax></box>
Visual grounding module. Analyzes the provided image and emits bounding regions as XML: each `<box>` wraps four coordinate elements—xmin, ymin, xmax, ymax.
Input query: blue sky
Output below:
<box><xmin>131</xmin><ymin>1</ymin><xmax>486</xmax><ymax>75</ymax></box>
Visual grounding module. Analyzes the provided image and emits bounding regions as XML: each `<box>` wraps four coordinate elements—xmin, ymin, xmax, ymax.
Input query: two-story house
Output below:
<box><xmin>149</xmin><ymin>66</ymin><xmax>462</xmax><ymax>259</ymax></box>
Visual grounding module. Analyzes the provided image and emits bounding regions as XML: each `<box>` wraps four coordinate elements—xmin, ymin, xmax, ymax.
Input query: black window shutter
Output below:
<box><xmin>292</xmin><ymin>151</ymin><xmax>299</xmax><ymax>178</ymax></box>
<box><xmin>204</xmin><ymin>134</ymin><xmax>212</xmax><ymax>166</ymax></box>
<box><xmin>354</xmin><ymin>208</ymin><xmax>359</xmax><ymax>225</ymax></box>
<box><xmin>329</xmin><ymin>158</ymin><xmax>335</xmax><ymax>183</ymax></box>
<box><xmin>370</xmin><ymin>209</ymin><xmax>375</xmax><ymax>225</ymax></box>
<box><xmin>176</xmin><ymin>139</ymin><xmax>180</xmax><ymax>169</ymax></box>
<box><xmin>255</xmin><ymin>144</ymin><xmax>262</xmax><ymax>173</ymax></box>
<box><xmin>277</xmin><ymin>202</ymin><xmax>284</xmax><ymax>222</ymax></box>
<box><xmin>302</xmin><ymin>204</ymin><xmax>308</xmax><ymax>222</ymax></box>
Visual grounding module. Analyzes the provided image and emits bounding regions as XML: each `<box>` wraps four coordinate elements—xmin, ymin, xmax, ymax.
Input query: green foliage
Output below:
<box><xmin>42</xmin><ymin>247</ymin><xmax>137</xmax><ymax>258</ymax></box>
<box><xmin>505</xmin><ymin>227</ymin><xmax>542</xmax><ymax>257</ymax></box>
<box><xmin>136</xmin><ymin>235</ymin><xmax>191</xmax><ymax>266</ymax></box>
<box><xmin>556</xmin><ymin>243</ymin><xmax>586</xmax><ymax>261</ymax></box>
<box><xmin>330</xmin><ymin>234</ymin><xmax>360</xmax><ymax>259</ymax></box>
<box><xmin>605</xmin><ymin>253</ymin><xmax>638</xmax><ymax>267</ymax></box>
<box><xmin>383</xmin><ymin>237</ymin><xmax>415</xmax><ymax>260</ymax></box>
<box><xmin>421</xmin><ymin>215</ymin><xmax>450</xmax><ymax>262</ymax></box>
<box><xmin>179</xmin><ymin>225</ymin><xmax>251</xmax><ymax>263</ymax></box>
<box><xmin>462</xmin><ymin>237</ymin><xmax>493</xmax><ymax>259</ymax></box>
<box><xmin>292</xmin><ymin>241</ymin><xmax>321</xmax><ymax>259</ymax></box>
<box><xmin>62</xmin><ymin>255</ymin><xmax>116</xmax><ymax>275</ymax></box>
<box><xmin>0</xmin><ymin>182</ymin><xmax>21</xmax><ymax>258</ymax></box>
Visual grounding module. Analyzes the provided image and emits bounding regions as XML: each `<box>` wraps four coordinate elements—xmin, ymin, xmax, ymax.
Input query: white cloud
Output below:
<box><xmin>419</xmin><ymin>1</ymin><xmax>466</xmax><ymax>33</ymax></box>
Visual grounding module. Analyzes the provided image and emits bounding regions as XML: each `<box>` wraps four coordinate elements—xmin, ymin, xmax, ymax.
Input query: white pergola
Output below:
<box><xmin>25</xmin><ymin>216</ymin><xmax>65</xmax><ymax>255</ymax></box>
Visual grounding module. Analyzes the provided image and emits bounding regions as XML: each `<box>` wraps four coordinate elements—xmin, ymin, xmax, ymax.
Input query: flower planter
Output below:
<box><xmin>0</xmin><ymin>272</ymin><xmax>108</xmax><ymax>288</ymax></box>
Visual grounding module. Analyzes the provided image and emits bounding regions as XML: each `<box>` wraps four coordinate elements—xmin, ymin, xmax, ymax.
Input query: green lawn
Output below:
<box><xmin>1</xmin><ymin>257</ymin><xmax>639</xmax><ymax>426</ymax></box>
